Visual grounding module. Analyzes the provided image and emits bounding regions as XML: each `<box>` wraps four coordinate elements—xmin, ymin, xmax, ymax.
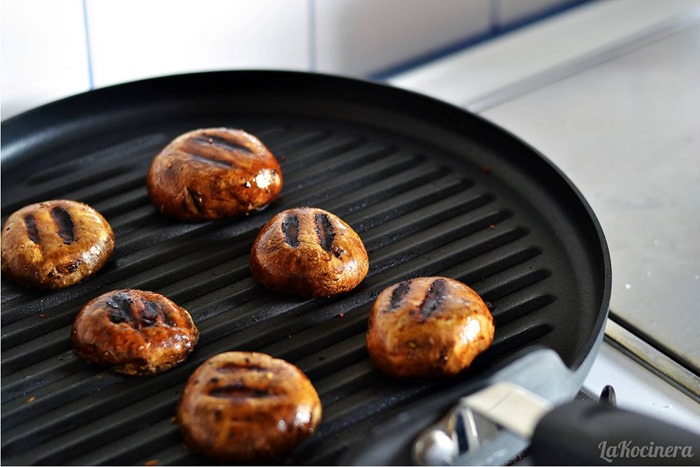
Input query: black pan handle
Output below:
<box><xmin>532</xmin><ymin>400</ymin><xmax>700</xmax><ymax>465</ymax></box>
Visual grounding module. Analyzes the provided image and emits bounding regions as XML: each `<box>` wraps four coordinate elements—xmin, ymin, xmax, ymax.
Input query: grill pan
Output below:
<box><xmin>1</xmin><ymin>71</ymin><xmax>611</xmax><ymax>465</ymax></box>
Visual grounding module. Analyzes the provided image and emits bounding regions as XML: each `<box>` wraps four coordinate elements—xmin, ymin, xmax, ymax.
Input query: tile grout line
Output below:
<box><xmin>307</xmin><ymin>0</ymin><xmax>317</xmax><ymax>72</ymax></box>
<box><xmin>81</xmin><ymin>0</ymin><xmax>94</xmax><ymax>90</ymax></box>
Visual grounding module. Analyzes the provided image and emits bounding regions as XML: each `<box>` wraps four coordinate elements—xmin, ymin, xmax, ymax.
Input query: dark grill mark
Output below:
<box><xmin>315</xmin><ymin>213</ymin><xmax>335</xmax><ymax>253</ymax></box>
<box><xmin>208</xmin><ymin>384</ymin><xmax>272</xmax><ymax>400</ymax></box>
<box><xmin>23</xmin><ymin>215</ymin><xmax>41</xmax><ymax>244</ymax></box>
<box><xmin>418</xmin><ymin>279</ymin><xmax>447</xmax><ymax>321</ymax></box>
<box><xmin>106</xmin><ymin>293</ymin><xmax>135</xmax><ymax>325</ymax></box>
<box><xmin>188</xmin><ymin>153</ymin><xmax>234</xmax><ymax>168</ymax></box>
<box><xmin>194</xmin><ymin>135</ymin><xmax>252</xmax><ymax>154</ymax></box>
<box><xmin>282</xmin><ymin>215</ymin><xmax>300</xmax><ymax>248</ymax></box>
<box><xmin>50</xmin><ymin>207</ymin><xmax>75</xmax><ymax>245</ymax></box>
<box><xmin>140</xmin><ymin>299</ymin><xmax>160</xmax><ymax>327</ymax></box>
<box><xmin>389</xmin><ymin>281</ymin><xmax>411</xmax><ymax>311</ymax></box>
<box><xmin>217</xmin><ymin>363</ymin><xmax>271</xmax><ymax>373</ymax></box>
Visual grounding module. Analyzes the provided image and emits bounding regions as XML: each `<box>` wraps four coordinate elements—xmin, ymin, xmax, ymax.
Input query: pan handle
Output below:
<box><xmin>531</xmin><ymin>400</ymin><xmax>700</xmax><ymax>465</ymax></box>
<box><xmin>339</xmin><ymin>348</ymin><xmax>581</xmax><ymax>465</ymax></box>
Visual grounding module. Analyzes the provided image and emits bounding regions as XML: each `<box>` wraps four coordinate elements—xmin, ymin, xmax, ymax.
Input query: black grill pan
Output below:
<box><xmin>1</xmin><ymin>71</ymin><xmax>611</xmax><ymax>465</ymax></box>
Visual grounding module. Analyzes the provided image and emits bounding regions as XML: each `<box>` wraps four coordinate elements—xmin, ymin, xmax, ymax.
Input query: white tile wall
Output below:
<box><xmin>314</xmin><ymin>0</ymin><xmax>491</xmax><ymax>77</ymax></box>
<box><xmin>1</xmin><ymin>0</ymin><xmax>583</xmax><ymax>120</ymax></box>
<box><xmin>85</xmin><ymin>0</ymin><xmax>310</xmax><ymax>88</ymax></box>
<box><xmin>1</xmin><ymin>0</ymin><xmax>90</xmax><ymax>120</ymax></box>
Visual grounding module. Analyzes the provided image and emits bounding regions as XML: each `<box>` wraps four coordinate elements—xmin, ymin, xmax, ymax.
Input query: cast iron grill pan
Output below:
<box><xmin>1</xmin><ymin>71</ymin><xmax>609</xmax><ymax>465</ymax></box>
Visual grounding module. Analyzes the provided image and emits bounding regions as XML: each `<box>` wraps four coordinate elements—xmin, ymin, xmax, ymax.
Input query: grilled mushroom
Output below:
<box><xmin>1</xmin><ymin>199</ymin><xmax>114</xmax><ymax>290</ymax></box>
<box><xmin>249</xmin><ymin>207</ymin><xmax>369</xmax><ymax>297</ymax></box>
<box><xmin>146</xmin><ymin>128</ymin><xmax>283</xmax><ymax>221</ymax></box>
<box><xmin>366</xmin><ymin>277</ymin><xmax>495</xmax><ymax>379</ymax></box>
<box><xmin>72</xmin><ymin>289</ymin><xmax>199</xmax><ymax>375</ymax></box>
<box><xmin>178</xmin><ymin>351</ymin><xmax>321</xmax><ymax>463</ymax></box>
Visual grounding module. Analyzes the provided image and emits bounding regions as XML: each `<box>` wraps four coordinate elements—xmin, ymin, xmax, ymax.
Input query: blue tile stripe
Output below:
<box><xmin>81</xmin><ymin>0</ymin><xmax>94</xmax><ymax>90</ymax></box>
<box><xmin>308</xmin><ymin>0</ymin><xmax>317</xmax><ymax>72</ymax></box>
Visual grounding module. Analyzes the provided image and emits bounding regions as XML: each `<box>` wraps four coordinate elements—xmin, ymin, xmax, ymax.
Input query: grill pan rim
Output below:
<box><xmin>1</xmin><ymin>70</ymin><xmax>612</xmax><ymax>465</ymax></box>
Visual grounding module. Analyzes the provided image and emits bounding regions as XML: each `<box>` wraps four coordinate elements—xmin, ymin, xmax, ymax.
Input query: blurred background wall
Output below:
<box><xmin>1</xmin><ymin>0</ymin><xmax>590</xmax><ymax>120</ymax></box>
